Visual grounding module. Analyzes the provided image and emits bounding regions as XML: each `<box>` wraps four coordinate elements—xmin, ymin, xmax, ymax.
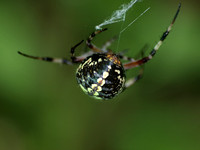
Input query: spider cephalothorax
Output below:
<box><xmin>18</xmin><ymin>4</ymin><xmax>181</xmax><ymax>100</ymax></box>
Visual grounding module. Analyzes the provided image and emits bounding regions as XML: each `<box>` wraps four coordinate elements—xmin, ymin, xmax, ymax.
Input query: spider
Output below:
<box><xmin>18</xmin><ymin>4</ymin><xmax>181</xmax><ymax>100</ymax></box>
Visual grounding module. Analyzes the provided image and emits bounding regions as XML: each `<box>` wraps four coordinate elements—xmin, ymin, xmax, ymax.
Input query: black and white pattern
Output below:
<box><xmin>18</xmin><ymin>4</ymin><xmax>181</xmax><ymax>100</ymax></box>
<box><xmin>76</xmin><ymin>54</ymin><xmax>125</xmax><ymax>99</ymax></box>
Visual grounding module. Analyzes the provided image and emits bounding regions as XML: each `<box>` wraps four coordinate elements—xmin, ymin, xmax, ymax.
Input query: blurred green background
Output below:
<box><xmin>0</xmin><ymin>0</ymin><xmax>200</xmax><ymax>150</ymax></box>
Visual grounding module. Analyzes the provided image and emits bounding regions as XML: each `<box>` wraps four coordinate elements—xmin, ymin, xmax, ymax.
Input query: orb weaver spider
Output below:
<box><xmin>18</xmin><ymin>4</ymin><xmax>181</xmax><ymax>100</ymax></box>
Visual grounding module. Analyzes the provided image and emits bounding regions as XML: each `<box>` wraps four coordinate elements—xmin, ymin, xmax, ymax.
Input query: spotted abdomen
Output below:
<box><xmin>76</xmin><ymin>53</ymin><xmax>126</xmax><ymax>100</ymax></box>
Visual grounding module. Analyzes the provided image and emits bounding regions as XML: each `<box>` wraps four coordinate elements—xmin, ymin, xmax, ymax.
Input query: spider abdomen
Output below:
<box><xmin>76</xmin><ymin>53</ymin><xmax>126</xmax><ymax>100</ymax></box>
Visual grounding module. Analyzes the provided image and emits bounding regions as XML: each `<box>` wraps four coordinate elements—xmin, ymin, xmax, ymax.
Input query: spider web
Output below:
<box><xmin>95</xmin><ymin>0</ymin><xmax>138</xmax><ymax>30</ymax></box>
<box><xmin>95</xmin><ymin>0</ymin><xmax>150</xmax><ymax>50</ymax></box>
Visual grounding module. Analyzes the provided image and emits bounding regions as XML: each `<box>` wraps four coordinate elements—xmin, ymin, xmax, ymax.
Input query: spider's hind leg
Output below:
<box><xmin>124</xmin><ymin>50</ymin><xmax>145</xmax><ymax>88</ymax></box>
<box><xmin>18</xmin><ymin>51</ymin><xmax>73</xmax><ymax>65</ymax></box>
<box><xmin>125</xmin><ymin>65</ymin><xmax>144</xmax><ymax>88</ymax></box>
<box><xmin>18</xmin><ymin>40</ymin><xmax>85</xmax><ymax>65</ymax></box>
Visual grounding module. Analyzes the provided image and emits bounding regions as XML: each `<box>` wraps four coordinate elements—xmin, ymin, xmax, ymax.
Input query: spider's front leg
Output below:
<box><xmin>86</xmin><ymin>28</ymin><xmax>108</xmax><ymax>53</ymax></box>
<box><xmin>70</xmin><ymin>40</ymin><xmax>85</xmax><ymax>63</ymax></box>
<box><xmin>18</xmin><ymin>40</ymin><xmax>84</xmax><ymax>65</ymax></box>
<box><xmin>101</xmin><ymin>35</ymin><xmax>117</xmax><ymax>52</ymax></box>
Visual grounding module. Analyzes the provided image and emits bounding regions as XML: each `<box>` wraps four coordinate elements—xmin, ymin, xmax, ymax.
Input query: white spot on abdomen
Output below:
<box><xmin>97</xmin><ymin>78</ymin><xmax>105</xmax><ymax>86</ymax></box>
<box><xmin>115</xmin><ymin>70</ymin><xmax>120</xmax><ymax>74</ymax></box>
<box><xmin>103</xmin><ymin>71</ymin><xmax>109</xmax><ymax>79</ymax></box>
<box><xmin>98</xmin><ymin>58</ymin><xmax>102</xmax><ymax>62</ymax></box>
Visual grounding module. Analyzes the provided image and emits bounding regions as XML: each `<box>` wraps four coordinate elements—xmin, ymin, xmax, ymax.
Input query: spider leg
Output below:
<box><xmin>118</xmin><ymin>54</ymin><xmax>136</xmax><ymax>62</ymax></box>
<box><xmin>101</xmin><ymin>36</ymin><xmax>117</xmax><ymax>52</ymax></box>
<box><xmin>86</xmin><ymin>28</ymin><xmax>108</xmax><ymax>53</ymax></box>
<box><xmin>70</xmin><ymin>40</ymin><xmax>84</xmax><ymax>63</ymax></box>
<box><xmin>76</xmin><ymin>50</ymin><xmax>94</xmax><ymax>61</ymax></box>
<box><xmin>18</xmin><ymin>51</ymin><xmax>73</xmax><ymax>65</ymax></box>
<box><xmin>18</xmin><ymin>40</ymin><xmax>85</xmax><ymax>65</ymax></box>
<box><xmin>123</xmin><ymin>3</ymin><xmax>181</xmax><ymax>70</ymax></box>
<box><xmin>125</xmin><ymin>65</ymin><xmax>144</xmax><ymax>88</ymax></box>
<box><xmin>119</xmin><ymin>44</ymin><xmax>149</xmax><ymax>62</ymax></box>
<box><xmin>125</xmin><ymin>50</ymin><xmax>145</xmax><ymax>88</ymax></box>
